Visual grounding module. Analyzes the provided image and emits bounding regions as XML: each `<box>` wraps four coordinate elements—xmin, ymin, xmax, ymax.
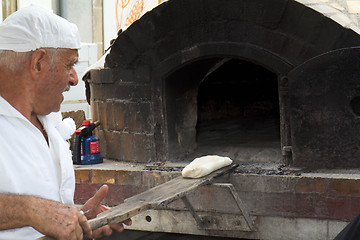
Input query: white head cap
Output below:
<box><xmin>0</xmin><ymin>4</ymin><xmax>80</xmax><ymax>52</ymax></box>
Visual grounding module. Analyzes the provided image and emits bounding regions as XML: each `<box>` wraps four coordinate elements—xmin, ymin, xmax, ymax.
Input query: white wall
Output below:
<box><xmin>0</xmin><ymin>3</ymin><xmax>2</xmax><ymax>22</ymax></box>
<box><xmin>103</xmin><ymin>0</ymin><xmax>118</xmax><ymax>51</ymax></box>
<box><xmin>63</xmin><ymin>0</ymin><xmax>93</xmax><ymax>43</ymax></box>
<box><xmin>18</xmin><ymin>0</ymin><xmax>52</xmax><ymax>10</ymax></box>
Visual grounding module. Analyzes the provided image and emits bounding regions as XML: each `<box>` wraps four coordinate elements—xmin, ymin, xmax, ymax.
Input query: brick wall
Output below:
<box><xmin>89</xmin><ymin>68</ymin><xmax>156</xmax><ymax>163</ymax></box>
<box><xmin>74</xmin><ymin>166</ymin><xmax>360</xmax><ymax>221</ymax></box>
<box><xmin>74</xmin><ymin>166</ymin><xmax>180</xmax><ymax>205</ymax></box>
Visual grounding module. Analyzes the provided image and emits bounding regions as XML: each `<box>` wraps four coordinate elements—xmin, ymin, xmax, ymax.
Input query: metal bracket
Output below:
<box><xmin>181</xmin><ymin>182</ymin><xmax>256</xmax><ymax>231</ymax></box>
<box><xmin>181</xmin><ymin>195</ymin><xmax>205</xmax><ymax>228</ymax></box>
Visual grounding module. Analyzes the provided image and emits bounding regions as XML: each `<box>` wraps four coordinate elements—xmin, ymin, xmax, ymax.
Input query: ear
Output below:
<box><xmin>30</xmin><ymin>49</ymin><xmax>47</xmax><ymax>77</ymax></box>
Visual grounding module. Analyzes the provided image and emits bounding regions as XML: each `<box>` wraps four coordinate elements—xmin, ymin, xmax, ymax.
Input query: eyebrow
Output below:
<box><xmin>67</xmin><ymin>58</ymin><xmax>79</xmax><ymax>66</ymax></box>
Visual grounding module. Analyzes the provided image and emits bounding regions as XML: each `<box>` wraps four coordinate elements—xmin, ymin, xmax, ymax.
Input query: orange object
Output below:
<box><xmin>125</xmin><ymin>0</ymin><xmax>144</xmax><ymax>27</ymax></box>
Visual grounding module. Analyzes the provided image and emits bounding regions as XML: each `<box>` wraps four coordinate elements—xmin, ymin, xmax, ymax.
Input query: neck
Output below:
<box><xmin>0</xmin><ymin>85</ymin><xmax>48</xmax><ymax>143</ymax></box>
<box><xmin>0</xmin><ymin>71</ymin><xmax>49</xmax><ymax>143</ymax></box>
<box><xmin>0</xmin><ymin>70</ymin><xmax>37</xmax><ymax>123</ymax></box>
<box><xmin>30</xmin><ymin>112</ymin><xmax>49</xmax><ymax>144</ymax></box>
<box><xmin>0</xmin><ymin>61</ymin><xmax>50</xmax><ymax>144</ymax></box>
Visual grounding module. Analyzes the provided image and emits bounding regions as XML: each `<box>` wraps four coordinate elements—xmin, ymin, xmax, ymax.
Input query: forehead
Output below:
<box><xmin>46</xmin><ymin>48</ymin><xmax>78</xmax><ymax>63</ymax></box>
<box><xmin>61</xmin><ymin>49</ymin><xmax>79</xmax><ymax>62</ymax></box>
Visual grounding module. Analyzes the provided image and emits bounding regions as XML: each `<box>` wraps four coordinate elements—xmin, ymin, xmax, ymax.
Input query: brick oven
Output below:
<box><xmin>88</xmin><ymin>0</ymin><xmax>360</xmax><ymax>168</ymax></box>
<box><xmin>80</xmin><ymin>0</ymin><xmax>360</xmax><ymax>239</ymax></box>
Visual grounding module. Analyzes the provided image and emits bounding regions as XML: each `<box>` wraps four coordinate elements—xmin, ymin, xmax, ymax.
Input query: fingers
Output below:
<box><xmin>81</xmin><ymin>185</ymin><xmax>109</xmax><ymax>219</ymax></box>
<box><xmin>89</xmin><ymin>218</ymin><xmax>132</xmax><ymax>239</ymax></box>
<box><xmin>109</xmin><ymin>218</ymin><xmax>132</xmax><ymax>232</ymax></box>
<box><xmin>109</xmin><ymin>223</ymin><xmax>124</xmax><ymax>232</ymax></box>
<box><xmin>73</xmin><ymin>220</ymin><xmax>83</xmax><ymax>240</ymax></box>
<box><xmin>55</xmin><ymin>206</ymin><xmax>91</xmax><ymax>240</ymax></box>
<box><xmin>33</xmin><ymin>204</ymin><xmax>91</xmax><ymax>240</ymax></box>
<box><xmin>92</xmin><ymin>225</ymin><xmax>113</xmax><ymax>238</ymax></box>
<box><xmin>79</xmin><ymin>185</ymin><xmax>134</xmax><ymax>239</ymax></box>
<box><xmin>87</xmin><ymin>185</ymin><xmax>109</xmax><ymax>207</ymax></box>
<box><xmin>78</xmin><ymin>210</ymin><xmax>92</xmax><ymax>239</ymax></box>
<box><xmin>26</xmin><ymin>197</ymin><xmax>94</xmax><ymax>240</ymax></box>
<box><xmin>123</xmin><ymin>218</ymin><xmax>132</xmax><ymax>226</ymax></box>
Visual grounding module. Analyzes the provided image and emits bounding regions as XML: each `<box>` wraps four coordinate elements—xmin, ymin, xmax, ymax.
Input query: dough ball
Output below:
<box><xmin>182</xmin><ymin>155</ymin><xmax>233</xmax><ymax>178</ymax></box>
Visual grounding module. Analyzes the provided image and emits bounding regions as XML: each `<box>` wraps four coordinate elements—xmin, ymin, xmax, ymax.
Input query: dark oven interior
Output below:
<box><xmin>165</xmin><ymin>58</ymin><xmax>281</xmax><ymax>163</ymax></box>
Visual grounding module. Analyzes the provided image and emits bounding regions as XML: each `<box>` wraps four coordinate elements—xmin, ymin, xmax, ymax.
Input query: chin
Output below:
<box><xmin>54</xmin><ymin>104</ymin><xmax>62</xmax><ymax>112</ymax></box>
<box><xmin>49</xmin><ymin>103</ymin><xmax>62</xmax><ymax>114</ymax></box>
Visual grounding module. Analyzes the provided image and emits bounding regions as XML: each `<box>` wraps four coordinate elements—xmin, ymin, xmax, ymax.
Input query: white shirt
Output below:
<box><xmin>0</xmin><ymin>96</ymin><xmax>75</xmax><ymax>239</ymax></box>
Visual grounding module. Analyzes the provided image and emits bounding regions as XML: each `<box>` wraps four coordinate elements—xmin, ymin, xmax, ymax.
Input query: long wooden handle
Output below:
<box><xmin>35</xmin><ymin>202</ymin><xmax>150</xmax><ymax>240</ymax></box>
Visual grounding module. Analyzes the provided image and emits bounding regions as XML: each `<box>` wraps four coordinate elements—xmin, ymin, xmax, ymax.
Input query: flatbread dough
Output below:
<box><xmin>182</xmin><ymin>155</ymin><xmax>233</xmax><ymax>178</ymax></box>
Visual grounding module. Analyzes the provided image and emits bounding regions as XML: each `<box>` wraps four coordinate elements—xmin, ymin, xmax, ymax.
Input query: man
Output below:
<box><xmin>0</xmin><ymin>4</ymin><xmax>130</xmax><ymax>240</ymax></box>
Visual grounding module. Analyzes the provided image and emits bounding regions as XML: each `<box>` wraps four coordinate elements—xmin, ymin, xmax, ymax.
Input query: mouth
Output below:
<box><xmin>63</xmin><ymin>85</ymin><xmax>71</xmax><ymax>93</ymax></box>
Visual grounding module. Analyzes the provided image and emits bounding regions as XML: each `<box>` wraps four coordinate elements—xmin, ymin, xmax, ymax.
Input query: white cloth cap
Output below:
<box><xmin>0</xmin><ymin>4</ymin><xmax>80</xmax><ymax>52</ymax></box>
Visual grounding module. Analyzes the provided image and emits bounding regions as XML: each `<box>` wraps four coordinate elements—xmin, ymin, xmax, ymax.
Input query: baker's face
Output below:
<box><xmin>36</xmin><ymin>49</ymin><xmax>79</xmax><ymax>115</ymax></box>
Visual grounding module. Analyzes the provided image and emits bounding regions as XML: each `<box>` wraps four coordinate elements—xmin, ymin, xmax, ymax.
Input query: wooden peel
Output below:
<box><xmin>37</xmin><ymin>164</ymin><xmax>238</xmax><ymax>240</ymax></box>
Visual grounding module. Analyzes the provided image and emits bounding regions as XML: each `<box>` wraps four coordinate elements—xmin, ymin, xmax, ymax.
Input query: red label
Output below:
<box><xmin>90</xmin><ymin>141</ymin><xmax>100</xmax><ymax>154</ymax></box>
<box><xmin>81</xmin><ymin>143</ymin><xmax>83</xmax><ymax>155</ymax></box>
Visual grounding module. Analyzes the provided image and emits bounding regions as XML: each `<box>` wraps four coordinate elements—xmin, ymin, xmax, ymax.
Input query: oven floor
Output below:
<box><xmin>194</xmin><ymin>117</ymin><xmax>282</xmax><ymax>163</ymax></box>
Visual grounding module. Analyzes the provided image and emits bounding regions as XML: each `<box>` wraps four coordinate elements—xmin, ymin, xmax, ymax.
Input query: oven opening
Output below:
<box><xmin>195</xmin><ymin>59</ymin><xmax>281</xmax><ymax>163</ymax></box>
<box><xmin>165</xmin><ymin>58</ymin><xmax>281</xmax><ymax>163</ymax></box>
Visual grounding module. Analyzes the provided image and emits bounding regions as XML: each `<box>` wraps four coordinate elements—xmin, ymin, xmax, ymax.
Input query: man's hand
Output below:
<box><xmin>30</xmin><ymin>198</ymin><xmax>92</xmax><ymax>240</ymax></box>
<box><xmin>0</xmin><ymin>194</ymin><xmax>92</xmax><ymax>240</ymax></box>
<box><xmin>81</xmin><ymin>184</ymin><xmax>132</xmax><ymax>238</ymax></box>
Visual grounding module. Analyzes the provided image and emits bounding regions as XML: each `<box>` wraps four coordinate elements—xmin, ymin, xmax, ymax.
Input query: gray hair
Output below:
<box><xmin>0</xmin><ymin>50</ymin><xmax>33</xmax><ymax>73</ymax></box>
<box><xmin>0</xmin><ymin>48</ymin><xmax>63</xmax><ymax>74</ymax></box>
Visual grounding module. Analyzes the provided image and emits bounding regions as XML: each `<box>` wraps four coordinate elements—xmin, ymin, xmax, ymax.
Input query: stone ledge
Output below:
<box><xmin>74</xmin><ymin>159</ymin><xmax>360</xmax><ymax>176</ymax></box>
<box><xmin>74</xmin><ymin>160</ymin><xmax>360</xmax><ymax>222</ymax></box>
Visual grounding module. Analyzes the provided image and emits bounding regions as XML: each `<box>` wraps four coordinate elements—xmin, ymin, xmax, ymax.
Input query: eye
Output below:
<box><xmin>67</xmin><ymin>61</ymin><xmax>78</xmax><ymax>69</ymax></box>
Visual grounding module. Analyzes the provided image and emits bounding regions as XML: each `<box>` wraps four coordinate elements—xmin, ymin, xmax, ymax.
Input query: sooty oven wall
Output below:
<box><xmin>165</xmin><ymin>58</ymin><xmax>281</xmax><ymax>163</ymax></box>
<box><xmin>88</xmin><ymin>0</ymin><xmax>360</xmax><ymax>168</ymax></box>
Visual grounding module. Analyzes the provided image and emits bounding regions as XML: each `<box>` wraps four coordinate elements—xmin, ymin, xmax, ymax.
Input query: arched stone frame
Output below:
<box><xmin>152</xmin><ymin>42</ymin><xmax>293</xmax><ymax>161</ymax></box>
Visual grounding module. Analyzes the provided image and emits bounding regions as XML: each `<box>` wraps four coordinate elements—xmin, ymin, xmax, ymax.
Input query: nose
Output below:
<box><xmin>69</xmin><ymin>67</ymin><xmax>79</xmax><ymax>86</ymax></box>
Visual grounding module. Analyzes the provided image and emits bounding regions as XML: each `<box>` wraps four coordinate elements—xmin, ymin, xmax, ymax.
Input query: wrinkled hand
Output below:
<box><xmin>81</xmin><ymin>184</ymin><xmax>132</xmax><ymax>238</ymax></box>
<box><xmin>29</xmin><ymin>197</ymin><xmax>92</xmax><ymax>240</ymax></box>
